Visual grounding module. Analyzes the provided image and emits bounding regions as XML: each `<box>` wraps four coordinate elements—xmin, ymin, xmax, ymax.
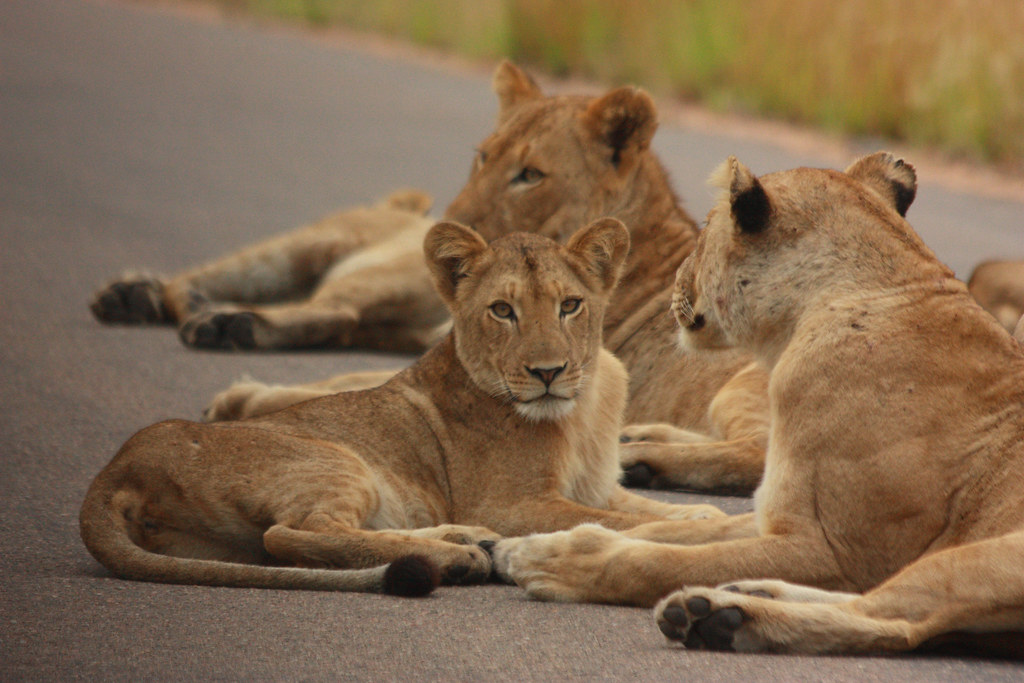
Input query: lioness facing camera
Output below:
<box><xmin>203</xmin><ymin>61</ymin><xmax>771</xmax><ymax>497</ymax></box>
<box><xmin>80</xmin><ymin>218</ymin><xmax>720</xmax><ymax>595</ymax></box>
<box><xmin>492</xmin><ymin>153</ymin><xmax>1024</xmax><ymax>656</ymax></box>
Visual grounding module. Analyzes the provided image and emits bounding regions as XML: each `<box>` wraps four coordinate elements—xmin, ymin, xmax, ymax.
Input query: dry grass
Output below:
<box><xmin>213</xmin><ymin>0</ymin><xmax>1024</xmax><ymax>169</ymax></box>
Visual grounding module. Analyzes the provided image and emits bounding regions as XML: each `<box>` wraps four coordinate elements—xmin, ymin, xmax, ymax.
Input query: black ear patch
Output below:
<box><xmin>731</xmin><ymin>180</ymin><xmax>771</xmax><ymax>234</ymax></box>
<box><xmin>891</xmin><ymin>164</ymin><xmax>916</xmax><ymax>217</ymax></box>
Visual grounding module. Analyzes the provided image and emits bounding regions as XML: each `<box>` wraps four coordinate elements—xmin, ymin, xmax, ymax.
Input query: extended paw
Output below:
<box><xmin>90</xmin><ymin>275</ymin><xmax>169</xmax><ymax>324</ymax></box>
<box><xmin>439</xmin><ymin>543</ymin><xmax>493</xmax><ymax>585</ymax></box>
<box><xmin>619</xmin><ymin>461</ymin><xmax>654</xmax><ymax>489</ymax></box>
<box><xmin>203</xmin><ymin>380</ymin><xmax>269</xmax><ymax>421</ymax></box>
<box><xmin>180</xmin><ymin>310</ymin><xmax>258</xmax><ymax>349</ymax></box>
<box><xmin>491</xmin><ymin>525</ymin><xmax>627</xmax><ymax>600</ymax></box>
<box><xmin>656</xmin><ymin>589</ymin><xmax>750</xmax><ymax>651</ymax></box>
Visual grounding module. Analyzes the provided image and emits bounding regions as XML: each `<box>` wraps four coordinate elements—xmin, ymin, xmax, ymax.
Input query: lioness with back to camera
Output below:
<box><xmin>79</xmin><ymin>218</ymin><xmax>721</xmax><ymax>596</ymax></box>
<box><xmin>492</xmin><ymin>153</ymin><xmax>1024</xmax><ymax>656</ymax></box>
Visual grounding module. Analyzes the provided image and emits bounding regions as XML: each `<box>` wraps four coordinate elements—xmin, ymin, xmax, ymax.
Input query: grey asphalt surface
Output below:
<box><xmin>3</xmin><ymin>0</ymin><xmax>1023</xmax><ymax>680</ymax></box>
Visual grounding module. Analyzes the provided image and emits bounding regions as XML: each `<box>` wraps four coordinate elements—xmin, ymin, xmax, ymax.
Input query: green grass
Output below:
<box><xmin>211</xmin><ymin>0</ymin><xmax>1024</xmax><ymax>169</ymax></box>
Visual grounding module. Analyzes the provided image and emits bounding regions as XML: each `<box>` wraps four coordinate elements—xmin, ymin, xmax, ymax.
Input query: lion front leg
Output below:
<box><xmin>493</xmin><ymin>525</ymin><xmax>838</xmax><ymax>607</ymax></box>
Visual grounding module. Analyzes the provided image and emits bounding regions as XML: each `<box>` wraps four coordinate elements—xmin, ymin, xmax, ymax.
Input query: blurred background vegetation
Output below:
<box><xmin>214</xmin><ymin>0</ymin><xmax>1022</xmax><ymax>171</ymax></box>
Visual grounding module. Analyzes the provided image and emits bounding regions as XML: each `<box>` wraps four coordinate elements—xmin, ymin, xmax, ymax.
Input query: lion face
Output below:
<box><xmin>673</xmin><ymin>152</ymin><xmax>925</xmax><ymax>365</ymax></box>
<box><xmin>444</xmin><ymin>61</ymin><xmax>658</xmax><ymax>245</ymax></box>
<box><xmin>424</xmin><ymin>217</ymin><xmax>629</xmax><ymax>421</ymax></box>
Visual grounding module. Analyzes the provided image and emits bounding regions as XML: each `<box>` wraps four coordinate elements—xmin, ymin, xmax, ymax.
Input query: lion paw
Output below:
<box><xmin>203</xmin><ymin>380</ymin><xmax>270</xmax><ymax>422</ymax></box>
<box><xmin>491</xmin><ymin>525</ymin><xmax>629</xmax><ymax>601</ymax></box>
<box><xmin>90</xmin><ymin>275</ymin><xmax>168</xmax><ymax>324</ymax></box>
<box><xmin>438</xmin><ymin>543</ymin><xmax>493</xmax><ymax>585</ymax></box>
<box><xmin>656</xmin><ymin>588</ymin><xmax>759</xmax><ymax>652</ymax></box>
<box><xmin>180</xmin><ymin>310</ymin><xmax>258</xmax><ymax>349</ymax></box>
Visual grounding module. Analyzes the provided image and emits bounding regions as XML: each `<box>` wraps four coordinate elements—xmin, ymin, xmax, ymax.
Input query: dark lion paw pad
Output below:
<box><xmin>685</xmin><ymin>596</ymin><xmax>712</xmax><ymax>617</ymax></box>
<box><xmin>693</xmin><ymin>607</ymin><xmax>745</xmax><ymax>651</ymax></box>
<box><xmin>180</xmin><ymin>312</ymin><xmax>257</xmax><ymax>349</ymax></box>
<box><xmin>620</xmin><ymin>462</ymin><xmax>655</xmax><ymax>488</ymax></box>
<box><xmin>90</xmin><ymin>279</ymin><xmax>167</xmax><ymax>324</ymax></box>
<box><xmin>658</xmin><ymin>604</ymin><xmax>690</xmax><ymax>640</ymax></box>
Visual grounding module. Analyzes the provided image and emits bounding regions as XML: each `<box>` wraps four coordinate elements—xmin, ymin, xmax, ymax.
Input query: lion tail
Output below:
<box><xmin>78</xmin><ymin>471</ymin><xmax>439</xmax><ymax>597</ymax></box>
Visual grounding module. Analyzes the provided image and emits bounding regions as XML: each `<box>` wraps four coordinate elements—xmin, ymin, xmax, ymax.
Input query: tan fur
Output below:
<box><xmin>492</xmin><ymin>153</ymin><xmax>1024</xmax><ymax>657</ymax></box>
<box><xmin>80</xmin><ymin>219</ymin><xmax>722</xmax><ymax>595</ymax></box>
<box><xmin>968</xmin><ymin>260</ymin><xmax>1024</xmax><ymax>334</ymax></box>
<box><xmin>203</xmin><ymin>62</ymin><xmax>771</xmax><ymax>497</ymax></box>
<box><xmin>90</xmin><ymin>189</ymin><xmax>449</xmax><ymax>353</ymax></box>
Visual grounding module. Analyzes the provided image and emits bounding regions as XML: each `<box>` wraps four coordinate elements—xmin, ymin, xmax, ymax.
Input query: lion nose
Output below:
<box><xmin>526</xmin><ymin>364</ymin><xmax>566</xmax><ymax>387</ymax></box>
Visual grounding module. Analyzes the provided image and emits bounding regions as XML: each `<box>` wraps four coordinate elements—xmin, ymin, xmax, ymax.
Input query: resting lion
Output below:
<box><xmin>491</xmin><ymin>153</ymin><xmax>1024</xmax><ymax>657</ymax></box>
<box><xmin>80</xmin><ymin>218</ymin><xmax>720</xmax><ymax>596</ymax></box>
<box><xmin>968</xmin><ymin>260</ymin><xmax>1024</xmax><ymax>337</ymax></box>
<box><xmin>90</xmin><ymin>188</ymin><xmax>447</xmax><ymax>353</ymax></box>
<box><xmin>202</xmin><ymin>61</ymin><xmax>772</xmax><ymax>496</ymax></box>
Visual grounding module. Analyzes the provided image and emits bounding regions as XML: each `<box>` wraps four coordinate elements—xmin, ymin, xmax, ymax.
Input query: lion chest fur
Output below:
<box><xmin>251</xmin><ymin>334</ymin><xmax>628</xmax><ymax>535</ymax></box>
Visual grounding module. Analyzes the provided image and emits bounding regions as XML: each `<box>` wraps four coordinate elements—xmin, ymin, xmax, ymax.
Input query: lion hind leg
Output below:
<box><xmin>619</xmin><ymin>437</ymin><xmax>765</xmax><ymax>495</ymax></box>
<box><xmin>655</xmin><ymin>586</ymin><xmax>911</xmax><ymax>654</ymax></box>
<box><xmin>178</xmin><ymin>302</ymin><xmax>359</xmax><ymax>350</ymax></box>
<box><xmin>262</xmin><ymin>523</ymin><xmax>493</xmax><ymax>585</ymax></box>
<box><xmin>655</xmin><ymin>530</ymin><xmax>1024</xmax><ymax>656</ymax></box>
<box><xmin>621</xmin><ymin>363</ymin><xmax>769</xmax><ymax>496</ymax></box>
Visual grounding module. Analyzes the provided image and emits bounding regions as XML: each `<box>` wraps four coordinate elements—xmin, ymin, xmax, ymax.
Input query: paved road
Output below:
<box><xmin>2</xmin><ymin>0</ymin><xmax>1022</xmax><ymax>679</ymax></box>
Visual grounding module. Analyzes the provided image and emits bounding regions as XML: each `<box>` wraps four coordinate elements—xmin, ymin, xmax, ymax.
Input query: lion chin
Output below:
<box><xmin>514</xmin><ymin>395</ymin><xmax>576</xmax><ymax>422</ymax></box>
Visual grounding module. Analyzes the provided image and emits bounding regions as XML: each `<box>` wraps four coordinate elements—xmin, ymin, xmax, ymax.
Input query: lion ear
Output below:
<box><xmin>582</xmin><ymin>87</ymin><xmax>658</xmax><ymax>170</ymax></box>
<box><xmin>711</xmin><ymin>156</ymin><xmax>771</xmax><ymax>234</ymax></box>
<box><xmin>424</xmin><ymin>221</ymin><xmax>489</xmax><ymax>304</ymax></box>
<box><xmin>845</xmin><ymin>152</ymin><xmax>917</xmax><ymax>217</ymax></box>
<box><xmin>566</xmin><ymin>217</ymin><xmax>631</xmax><ymax>292</ymax></box>
<box><xmin>493</xmin><ymin>60</ymin><xmax>542</xmax><ymax>122</ymax></box>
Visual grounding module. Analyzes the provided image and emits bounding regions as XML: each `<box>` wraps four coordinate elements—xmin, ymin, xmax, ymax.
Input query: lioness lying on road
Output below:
<box><xmin>492</xmin><ymin>153</ymin><xmax>1024</xmax><ymax>656</ymax></box>
<box><xmin>202</xmin><ymin>61</ymin><xmax>773</xmax><ymax>496</ymax></box>
<box><xmin>90</xmin><ymin>189</ymin><xmax>447</xmax><ymax>353</ymax></box>
<box><xmin>968</xmin><ymin>260</ymin><xmax>1024</xmax><ymax>338</ymax></box>
<box><xmin>80</xmin><ymin>218</ymin><xmax>720</xmax><ymax>596</ymax></box>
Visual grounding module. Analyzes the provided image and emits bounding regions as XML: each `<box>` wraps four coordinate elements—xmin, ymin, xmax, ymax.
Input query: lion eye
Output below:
<box><xmin>511</xmin><ymin>166</ymin><xmax>545</xmax><ymax>185</ymax></box>
<box><xmin>560</xmin><ymin>298</ymin><xmax>582</xmax><ymax>316</ymax></box>
<box><xmin>490</xmin><ymin>301</ymin><xmax>515</xmax><ymax>320</ymax></box>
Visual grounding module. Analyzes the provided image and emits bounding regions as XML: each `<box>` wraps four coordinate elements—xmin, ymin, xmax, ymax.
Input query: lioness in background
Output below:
<box><xmin>968</xmin><ymin>260</ymin><xmax>1024</xmax><ymax>337</ymax></box>
<box><xmin>80</xmin><ymin>218</ymin><xmax>720</xmax><ymax>596</ymax></box>
<box><xmin>203</xmin><ymin>61</ymin><xmax>773</xmax><ymax>496</ymax></box>
<box><xmin>492</xmin><ymin>153</ymin><xmax>1024</xmax><ymax>657</ymax></box>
